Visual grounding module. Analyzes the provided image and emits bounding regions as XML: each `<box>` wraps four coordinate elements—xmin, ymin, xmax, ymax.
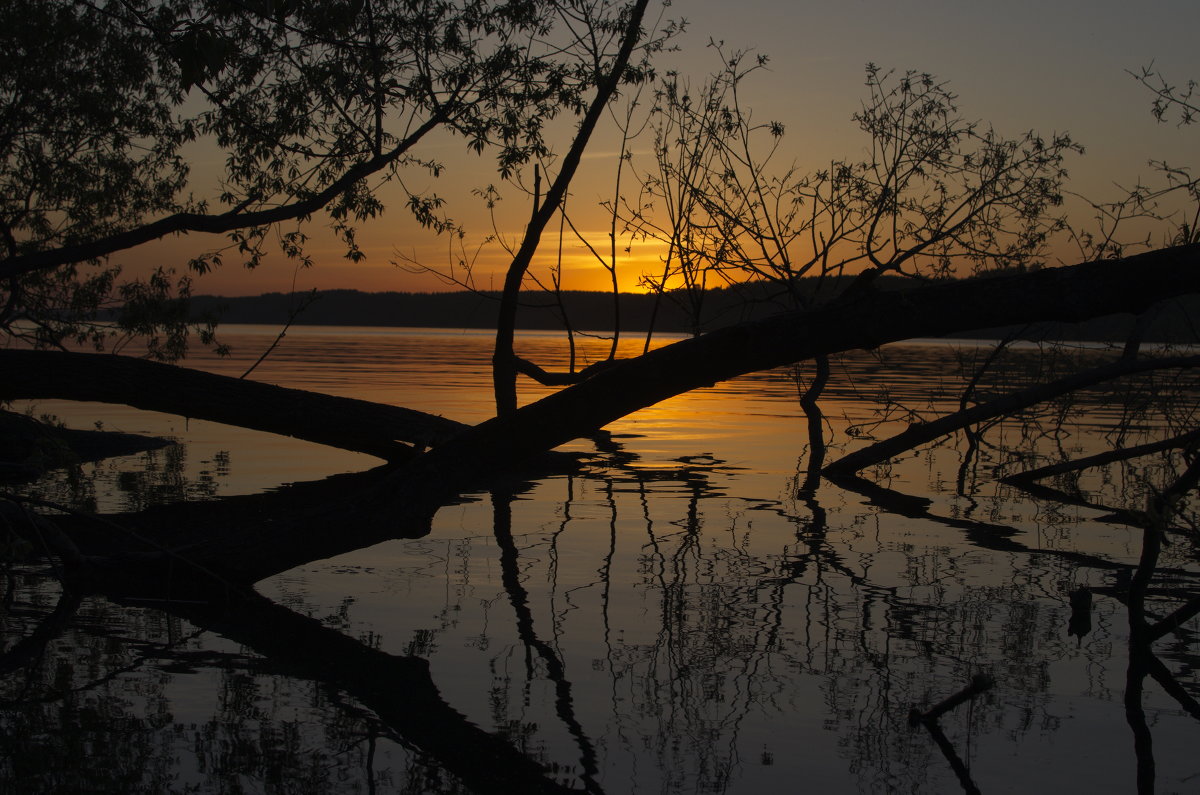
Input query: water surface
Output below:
<box><xmin>5</xmin><ymin>326</ymin><xmax>1199</xmax><ymax>793</ymax></box>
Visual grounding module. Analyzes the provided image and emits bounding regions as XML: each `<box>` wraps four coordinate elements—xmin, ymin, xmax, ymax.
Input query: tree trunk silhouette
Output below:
<box><xmin>435</xmin><ymin>244</ymin><xmax>1200</xmax><ymax>483</ymax></box>
<box><xmin>2</xmin><ymin>349</ymin><xmax>466</xmax><ymax>460</ymax></box>
<box><xmin>492</xmin><ymin>0</ymin><xmax>652</xmax><ymax>416</ymax></box>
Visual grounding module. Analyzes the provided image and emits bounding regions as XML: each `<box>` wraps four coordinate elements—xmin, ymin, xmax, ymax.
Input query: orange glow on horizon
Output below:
<box><xmin>163</xmin><ymin>225</ymin><xmax>678</xmax><ymax>297</ymax></box>
<box><xmin>117</xmin><ymin>210</ymin><xmax>1107</xmax><ymax>300</ymax></box>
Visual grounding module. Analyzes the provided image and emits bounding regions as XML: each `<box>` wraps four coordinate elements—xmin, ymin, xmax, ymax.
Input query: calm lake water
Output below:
<box><xmin>6</xmin><ymin>326</ymin><xmax>1200</xmax><ymax>793</ymax></box>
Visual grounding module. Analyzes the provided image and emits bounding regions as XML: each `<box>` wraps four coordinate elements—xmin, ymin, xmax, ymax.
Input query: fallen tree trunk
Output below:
<box><xmin>410</xmin><ymin>244</ymin><xmax>1200</xmax><ymax>490</ymax></box>
<box><xmin>1</xmin><ymin>350</ymin><xmax>468</xmax><ymax>460</ymax></box>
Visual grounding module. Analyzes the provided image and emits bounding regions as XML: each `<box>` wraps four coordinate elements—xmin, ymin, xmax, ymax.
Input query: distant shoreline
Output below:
<box><xmin>188</xmin><ymin>285</ymin><xmax>1200</xmax><ymax>344</ymax></box>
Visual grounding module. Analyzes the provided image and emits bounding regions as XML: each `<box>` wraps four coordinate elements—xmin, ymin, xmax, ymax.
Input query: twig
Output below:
<box><xmin>908</xmin><ymin>674</ymin><xmax>995</xmax><ymax>726</ymax></box>
<box><xmin>241</xmin><ymin>287</ymin><xmax>319</xmax><ymax>379</ymax></box>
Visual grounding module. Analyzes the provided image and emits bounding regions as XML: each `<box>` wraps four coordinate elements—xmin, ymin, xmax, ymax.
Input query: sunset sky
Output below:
<box><xmin>139</xmin><ymin>0</ymin><xmax>1200</xmax><ymax>297</ymax></box>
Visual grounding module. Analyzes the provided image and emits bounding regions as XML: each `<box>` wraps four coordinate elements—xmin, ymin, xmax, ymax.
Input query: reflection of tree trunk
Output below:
<box><xmin>166</xmin><ymin>592</ymin><xmax>578</xmax><ymax>795</ymax></box>
<box><xmin>491</xmin><ymin>492</ymin><xmax>602</xmax><ymax>793</ymax></box>
<box><xmin>824</xmin><ymin>354</ymin><xmax>1200</xmax><ymax>479</ymax></box>
<box><xmin>1125</xmin><ymin>518</ymin><xmax>1159</xmax><ymax>795</ymax></box>
<box><xmin>1124</xmin><ymin>648</ymin><xmax>1155</xmax><ymax>795</ymax></box>
<box><xmin>953</xmin><ymin>429</ymin><xmax>981</xmax><ymax>497</ymax></box>
<box><xmin>49</xmin><ymin>465</ymin><xmax>436</xmax><ymax>595</ymax></box>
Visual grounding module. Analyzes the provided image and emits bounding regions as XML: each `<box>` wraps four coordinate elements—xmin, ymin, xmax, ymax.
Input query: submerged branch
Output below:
<box><xmin>1003</xmin><ymin>429</ymin><xmax>1200</xmax><ymax>486</ymax></box>
<box><xmin>823</xmin><ymin>353</ymin><xmax>1200</xmax><ymax>478</ymax></box>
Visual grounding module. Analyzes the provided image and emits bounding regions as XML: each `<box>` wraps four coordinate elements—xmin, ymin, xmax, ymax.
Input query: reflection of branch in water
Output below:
<box><xmin>171</xmin><ymin>591</ymin><xmax>577</xmax><ymax>795</ymax></box>
<box><xmin>1003</xmin><ymin>477</ymin><xmax>1139</xmax><ymax>525</ymax></box>
<box><xmin>831</xmin><ymin>456</ymin><xmax>1200</xmax><ymax>786</ymax></box>
<box><xmin>572</xmin><ymin>394</ymin><xmax>1200</xmax><ymax>790</ymax></box>
<box><xmin>538</xmin><ymin>457</ymin><xmax>794</xmax><ymax>794</ymax></box>
<box><xmin>646</xmin><ymin>474</ymin><xmax>760</xmax><ymax>794</ymax></box>
<box><xmin>600</xmin><ymin>477</ymin><xmax>617</xmax><ymax>693</ymax></box>
<box><xmin>907</xmin><ymin>675</ymin><xmax>994</xmax><ymax>795</ymax></box>
<box><xmin>954</xmin><ymin>334</ymin><xmax>1021</xmax><ymax>498</ymax></box>
<box><xmin>1144</xmin><ymin>652</ymin><xmax>1200</xmax><ymax>721</ymax></box>
<box><xmin>1122</xmin><ymin>455</ymin><xmax>1200</xmax><ymax>795</ymax></box>
<box><xmin>1128</xmin><ymin>455</ymin><xmax>1200</xmax><ymax>637</ymax></box>
<box><xmin>999</xmin><ymin>430</ymin><xmax>1200</xmax><ymax>537</ymax></box>
<box><xmin>491</xmin><ymin>491</ymin><xmax>602</xmax><ymax>794</ymax></box>
<box><xmin>1146</xmin><ymin>595</ymin><xmax>1200</xmax><ymax>644</ymax></box>
<box><xmin>1126</xmin><ymin>646</ymin><xmax>1156</xmax><ymax>794</ymax></box>
<box><xmin>916</xmin><ymin>719</ymin><xmax>983</xmax><ymax>795</ymax></box>
<box><xmin>829</xmin><ymin>473</ymin><xmax>1150</xmax><ymax>575</ymax></box>
<box><xmin>0</xmin><ymin>584</ymin><xmax>81</xmax><ymax>704</ymax></box>
<box><xmin>770</xmin><ymin>478</ymin><xmax>881</xmax><ymax>594</ymax></box>
<box><xmin>547</xmin><ymin>474</ymin><xmax>576</xmax><ymax>663</ymax></box>
<box><xmin>1004</xmin><ymin>429</ymin><xmax>1200</xmax><ymax>488</ymax></box>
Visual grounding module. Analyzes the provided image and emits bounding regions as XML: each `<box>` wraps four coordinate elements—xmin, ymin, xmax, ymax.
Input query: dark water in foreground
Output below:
<box><xmin>6</xmin><ymin>327</ymin><xmax>1200</xmax><ymax>793</ymax></box>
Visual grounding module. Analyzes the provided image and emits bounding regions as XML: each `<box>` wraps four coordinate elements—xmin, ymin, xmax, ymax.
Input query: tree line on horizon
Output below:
<box><xmin>190</xmin><ymin>280</ymin><xmax>1200</xmax><ymax>343</ymax></box>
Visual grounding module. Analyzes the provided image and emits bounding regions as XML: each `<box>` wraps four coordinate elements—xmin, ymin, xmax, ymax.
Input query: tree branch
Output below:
<box><xmin>511</xmin><ymin>354</ymin><xmax>622</xmax><ymax>386</ymax></box>
<box><xmin>824</xmin><ymin>354</ymin><xmax>1200</xmax><ymax>478</ymax></box>
<box><xmin>0</xmin><ymin>350</ymin><xmax>466</xmax><ymax>460</ymax></box>
<box><xmin>1003</xmin><ymin>429</ymin><xmax>1200</xmax><ymax>486</ymax></box>
<box><xmin>0</xmin><ymin>111</ymin><xmax>449</xmax><ymax>280</ymax></box>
